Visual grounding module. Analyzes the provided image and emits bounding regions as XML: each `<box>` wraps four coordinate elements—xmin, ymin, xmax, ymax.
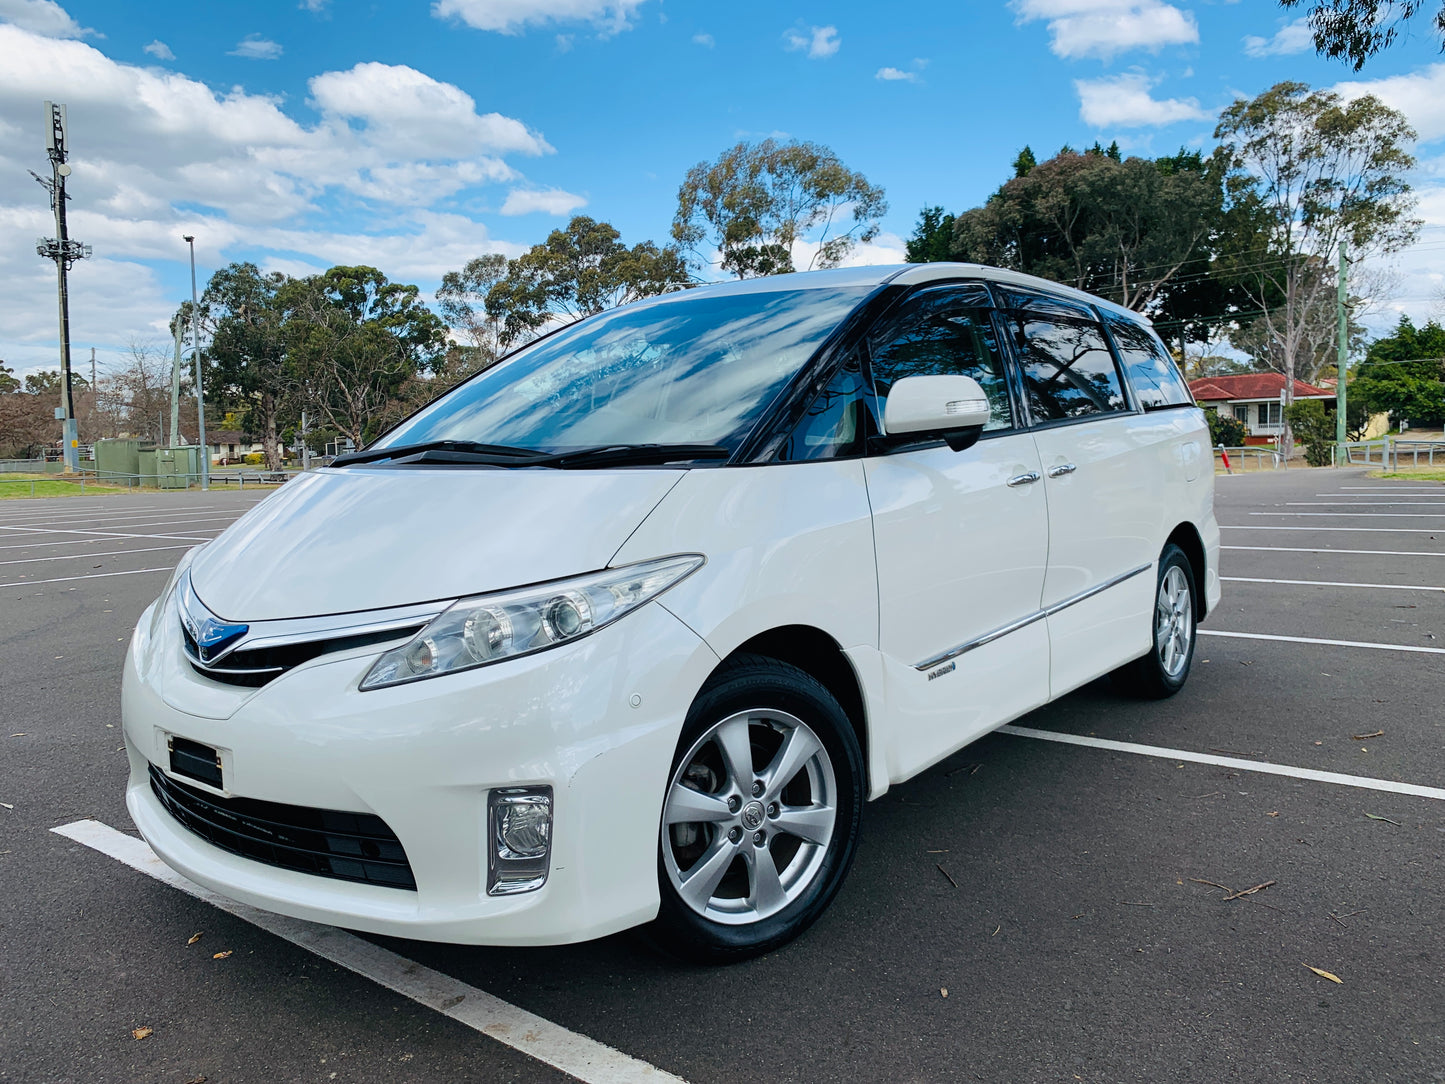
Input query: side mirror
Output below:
<box><xmin>882</xmin><ymin>375</ymin><xmax>991</xmax><ymax>452</ymax></box>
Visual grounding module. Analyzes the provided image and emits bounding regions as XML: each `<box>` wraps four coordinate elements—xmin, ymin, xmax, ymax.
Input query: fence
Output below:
<box><xmin>1341</xmin><ymin>439</ymin><xmax>1445</xmax><ymax>470</ymax></box>
<box><xmin>0</xmin><ymin>466</ymin><xmax>299</xmax><ymax>497</ymax></box>
<box><xmin>1214</xmin><ymin>445</ymin><xmax>1283</xmax><ymax>472</ymax></box>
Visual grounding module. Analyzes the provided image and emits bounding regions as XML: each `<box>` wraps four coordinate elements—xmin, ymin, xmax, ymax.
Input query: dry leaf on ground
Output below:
<box><xmin>940</xmin><ymin>988</ymin><xmax>948</xmax><ymax>998</ymax></box>
<box><xmin>187</xmin><ymin>932</ymin><xmax>202</xmax><ymax>945</ymax></box>
<box><xmin>1304</xmin><ymin>964</ymin><xmax>1343</xmax><ymax>984</ymax></box>
<box><xmin>131</xmin><ymin>1026</ymin><xmax>153</xmax><ymax>1041</ymax></box>
<box><xmin>212</xmin><ymin>950</ymin><xmax>232</xmax><ymax>960</ymax></box>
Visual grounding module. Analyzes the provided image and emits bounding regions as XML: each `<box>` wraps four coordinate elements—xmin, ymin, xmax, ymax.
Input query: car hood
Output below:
<box><xmin>187</xmin><ymin>467</ymin><xmax>686</xmax><ymax>621</ymax></box>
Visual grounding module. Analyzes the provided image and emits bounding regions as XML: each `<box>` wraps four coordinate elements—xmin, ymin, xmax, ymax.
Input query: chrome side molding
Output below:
<box><xmin>914</xmin><ymin>563</ymin><xmax>1153</xmax><ymax>671</ymax></box>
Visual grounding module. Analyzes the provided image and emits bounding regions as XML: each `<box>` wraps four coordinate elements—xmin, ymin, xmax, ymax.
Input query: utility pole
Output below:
<box><xmin>169</xmin><ymin>320</ymin><xmax>184</xmax><ymax>447</ymax></box>
<box><xmin>183</xmin><ymin>235</ymin><xmax>209</xmax><ymax>489</ymax></box>
<box><xmin>1336</xmin><ymin>238</ymin><xmax>1349</xmax><ymax>465</ymax></box>
<box><xmin>32</xmin><ymin>101</ymin><xmax>91</xmax><ymax>473</ymax></box>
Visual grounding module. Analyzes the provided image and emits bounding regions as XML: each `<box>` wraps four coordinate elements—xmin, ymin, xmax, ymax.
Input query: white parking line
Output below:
<box><xmin>1220</xmin><ymin>525</ymin><xmax>1444</xmax><ymax>534</ymax></box>
<box><xmin>0</xmin><ymin>567</ymin><xmax>172</xmax><ymax>589</ymax></box>
<box><xmin>0</xmin><ymin>515</ymin><xmax>244</xmax><ymax>534</ymax></box>
<box><xmin>0</xmin><ymin>544</ymin><xmax>194</xmax><ymax>567</ymax></box>
<box><xmin>1223</xmin><ymin>545</ymin><xmax>1445</xmax><ymax>557</ymax></box>
<box><xmin>1220</xmin><ymin>576</ymin><xmax>1445</xmax><ymax>593</ymax></box>
<box><xmin>1250</xmin><ymin>512</ymin><xmax>1445</xmax><ymax>518</ymax></box>
<box><xmin>0</xmin><ymin>506</ymin><xmax>247</xmax><ymax>525</ymax></box>
<box><xmin>1199</xmin><ymin>629</ymin><xmax>1445</xmax><ymax>655</ymax></box>
<box><xmin>0</xmin><ymin>526</ymin><xmax>219</xmax><ymax>543</ymax></box>
<box><xmin>1293</xmin><ymin>501</ymin><xmax>1445</xmax><ymax>506</ymax></box>
<box><xmin>999</xmin><ymin>726</ymin><xmax>1445</xmax><ymax>801</ymax></box>
<box><xmin>51</xmin><ymin>820</ymin><xmax>689</xmax><ymax>1084</ymax></box>
<box><xmin>1338</xmin><ymin>487</ymin><xmax>1445</xmax><ymax>491</ymax></box>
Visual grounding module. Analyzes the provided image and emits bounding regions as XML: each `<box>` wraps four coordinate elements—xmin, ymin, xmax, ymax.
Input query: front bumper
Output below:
<box><xmin>122</xmin><ymin>596</ymin><xmax>720</xmax><ymax>945</ymax></box>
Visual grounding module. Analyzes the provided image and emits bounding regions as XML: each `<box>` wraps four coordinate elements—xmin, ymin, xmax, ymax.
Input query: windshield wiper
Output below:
<box><xmin>332</xmin><ymin>441</ymin><xmax>731</xmax><ymax>470</ymax></box>
<box><xmin>331</xmin><ymin>440</ymin><xmax>544</xmax><ymax>467</ymax></box>
<box><xmin>544</xmin><ymin>444</ymin><xmax>731</xmax><ymax>469</ymax></box>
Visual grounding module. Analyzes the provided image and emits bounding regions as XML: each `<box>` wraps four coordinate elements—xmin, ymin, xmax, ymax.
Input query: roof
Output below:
<box><xmin>664</xmin><ymin>262</ymin><xmax>1148</xmax><ymax>325</ymax></box>
<box><xmin>1188</xmin><ymin>374</ymin><xmax>1334</xmax><ymax>402</ymax></box>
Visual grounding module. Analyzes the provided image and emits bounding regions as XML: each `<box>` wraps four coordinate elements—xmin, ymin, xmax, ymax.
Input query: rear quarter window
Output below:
<box><xmin>1104</xmin><ymin>315</ymin><xmax>1194</xmax><ymax>410</ymax></box>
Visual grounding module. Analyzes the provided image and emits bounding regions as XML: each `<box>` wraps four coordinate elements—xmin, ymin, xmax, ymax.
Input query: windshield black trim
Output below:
<box><xmin>733</xmin><ymin>282</ymin><xmax>904</xmax><ymax>465</ymax></box>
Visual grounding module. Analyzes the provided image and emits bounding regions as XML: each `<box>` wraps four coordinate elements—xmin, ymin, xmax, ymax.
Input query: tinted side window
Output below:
<box><xmin>777</xmin><ymin>351</ymin><xmax>876</xmax><ymax>461</ymax></box>
<box><xmin>868</xmin><ymin>287</ymin><xmax>1014</xmax><ymax>431</ymax></box>
<box><xmin>1008</xmin><ymin>315</ymin><xmax>1127</xmax><ymax>422</ymax></box>
<box><xmin>1105</xmin><ymin>315</ymin><xmax>1193</xmax><ymax>410</ymax></box>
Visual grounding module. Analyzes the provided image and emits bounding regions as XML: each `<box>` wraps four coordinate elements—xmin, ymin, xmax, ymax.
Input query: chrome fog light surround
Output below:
<box><xmin>488</xmin><ymin>786</ymin><xmax>553</xmax><ymax>896</ymax></box>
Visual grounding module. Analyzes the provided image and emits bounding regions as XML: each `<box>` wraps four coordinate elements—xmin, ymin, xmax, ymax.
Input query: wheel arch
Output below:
<box><xmin>712</xmin><ymin>625</ymin><xmax>871</xmax><ymax>794</ymax></box>
<box><xmin>1165</xmin><ymin>521</ymin><xmax>1208</xmax><ymax>619</ymax></box>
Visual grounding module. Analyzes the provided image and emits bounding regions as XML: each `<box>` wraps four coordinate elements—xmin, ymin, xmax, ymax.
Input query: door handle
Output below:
<box><xmin>1047</xmin><ymin>463</ymin><xmax>1077</xmax><ymax>478</ymax></box>
<box><xmin>1006</xmin><ymin>471</ymin><xmax>1042</xmax><ymax>488</ymax></box>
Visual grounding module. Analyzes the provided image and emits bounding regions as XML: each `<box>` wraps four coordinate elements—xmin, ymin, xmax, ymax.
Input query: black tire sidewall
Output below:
<box><xmin>651</xmin><ymin>656</ymin><xmax>864</xmax><ymax>962</ymax></box>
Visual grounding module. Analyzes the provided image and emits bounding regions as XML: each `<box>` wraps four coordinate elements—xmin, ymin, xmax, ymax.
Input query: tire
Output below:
<box><xmin>649</xmin><ymin>654</ymin><xmax>864</xmax><ymax>964</ymax></box>
<box><xmin>1113</xmin><ymin>543</ymin><xmax>1198</xmax><ymax>699</ymax></box>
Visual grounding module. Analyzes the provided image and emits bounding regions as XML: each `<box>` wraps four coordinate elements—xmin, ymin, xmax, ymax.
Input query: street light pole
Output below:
<box><xmin>183</xmin><ymin>234</ymin><xmax>209</xmax><ymax>490</ymax></box>
<box><xmin>1335</xmin><ymin>238</ymin><xmax>1350</xmax><ymax>465</ymax></box>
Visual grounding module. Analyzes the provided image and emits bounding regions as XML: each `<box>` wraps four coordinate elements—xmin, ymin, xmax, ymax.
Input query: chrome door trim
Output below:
<box><xmin>913</xmin><ymin>563</ymin><xmax>1153</xmax><ymax>671</ymax></box>
<box><xmin>1006</xmin><ymin>471</ymin><xmax>1042</xmax><ymax>487</ymax></box>
<box><xmin>1046</xmin><ymin>463</ymin><xmax>1077</xmax><ymax>478</ymax></box>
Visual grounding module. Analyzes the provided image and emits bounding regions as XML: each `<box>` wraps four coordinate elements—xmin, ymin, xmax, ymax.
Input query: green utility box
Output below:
<box><xmin>155</xmin><ymin>446</ymin><xmax>201</xmax><ymax>489</ymax></box>
<box><xmin>95</xmin><ymin>438</ymin><xmax>152</xmax><ymax>482</ymax></box>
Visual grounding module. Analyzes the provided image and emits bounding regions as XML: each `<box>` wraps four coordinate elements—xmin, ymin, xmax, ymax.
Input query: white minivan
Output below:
<box><xmin>123</xmin><ymin>263</ymin><xmax>1220</xmax><ymax>961</ymax></box>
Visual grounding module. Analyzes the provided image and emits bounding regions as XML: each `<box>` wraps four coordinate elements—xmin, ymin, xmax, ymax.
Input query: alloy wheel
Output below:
<box><xmin>1155</xmin><ymin>564</ymin><xmax>1193</xmax><ymax>680</ymax></box>
<box><xmin>661</xmin><ymin>708</ymin><xmax>838</xmax><ymax>925</ymax></box>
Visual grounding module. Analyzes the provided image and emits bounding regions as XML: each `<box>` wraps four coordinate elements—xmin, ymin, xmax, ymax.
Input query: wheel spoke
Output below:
<box><xmin>678</xmin><ymin>834</ymin><xmax>737</xmax><ymax>910</ymax></box>
<box><xmin>713</xmin><ymin>715</ymin><xmax>755</xmax><ymax>791</ymax></box>
<box><xmin>748</xmin><ymin>846</ymin><xmax>787</xmax><ymax>914</ymax></box>
<box><xmin>665</xmin><ymin>785</ymin><xmax>734</xmax><ymax>826</ymax></box>
<box><xmin>761</xmin><ymin>725</ymin><xmax>822</xmax><ymax>801</ymax></box>
<box><xmin>773</xmin><ymin>803</ymin><xmax>834</xmax><ymax>845</ymax></box>
<box><xmin>1162</xmin><ymin>634</ymin><xmax>1176</xmax><ymax>672</ymax></box>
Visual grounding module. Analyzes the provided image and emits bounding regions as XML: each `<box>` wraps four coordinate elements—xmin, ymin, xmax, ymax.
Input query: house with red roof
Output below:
<box><xmin>1188</xmin><ymin>373</ymin><xmax>1334</xmax><ymax>445</ymax></box>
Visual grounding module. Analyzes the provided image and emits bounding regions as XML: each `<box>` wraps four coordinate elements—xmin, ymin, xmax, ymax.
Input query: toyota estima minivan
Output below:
<box><xmin>123</xmin><ymin>262</ymin><xmax>1220</xmax><ymax>961</ymax></box>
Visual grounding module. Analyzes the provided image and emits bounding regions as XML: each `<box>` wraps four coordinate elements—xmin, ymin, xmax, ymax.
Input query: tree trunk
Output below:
<box><xmin>261</xmin><ymin>391</ymin><xmax>280</xmax><ymax>470</ymax></box>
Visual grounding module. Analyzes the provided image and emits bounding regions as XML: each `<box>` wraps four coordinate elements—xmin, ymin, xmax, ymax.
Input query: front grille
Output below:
<box><xmin>149</xmin><ymin>764</ymin><xmax>417</xmax><ymax>890</ymax></box>
<box><xmin>184</xmin><ymin>625</ymin><xmax>423</xmax><ymax>688</ymax></box>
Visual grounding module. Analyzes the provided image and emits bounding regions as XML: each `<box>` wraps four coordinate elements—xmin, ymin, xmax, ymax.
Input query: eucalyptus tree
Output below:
<box><xmin>672</xmin><ymin>139</ymin><xmax>887</xmax><ymax>278</ymax></box>
<box><xmin>481</xmin><ymin>216</ymin><xmax>690</xmax><ymax>348</ymax></box>
<box><xmin>1214</xmin><ymin>81</ymin><xmax>1419</xmax><ymax>454</ymax></box>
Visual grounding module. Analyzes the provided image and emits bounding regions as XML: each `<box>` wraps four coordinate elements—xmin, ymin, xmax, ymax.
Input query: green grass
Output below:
<box><xmin>0</xmin><ymin>473</ymin><xmax>129</xmax><ymax>499</ymax></box>
<box><xmin>1368</xmin><ymin>467</ymin><xmax>1445</xmax><ymax>482</ymax></box>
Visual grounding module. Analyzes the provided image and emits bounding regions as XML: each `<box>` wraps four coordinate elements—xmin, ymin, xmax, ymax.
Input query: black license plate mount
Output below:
<box><xmin>168</xmin><ymin>735</ymin><xmax>223</xmax><ymax>789</ymax></box>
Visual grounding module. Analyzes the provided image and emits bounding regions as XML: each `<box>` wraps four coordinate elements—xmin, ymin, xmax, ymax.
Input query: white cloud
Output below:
<box><xmin>143</xmin><ymin>39</ymin><xmax>174</xmax><ymax>60</ymax></box>
<box><xmin>308</xmin><ymin>62</ymin><xmax>552</xmax><ymax>158</ymax></box>
<box><xmin>299</xmin><ymin>0</ymin><xmax>329</xmax><ymax>11</ymax></box>
<box><xmin>1243</xmin><ymin>16</ymin><xmax>1312</xmax><ymax>58</ymax></box>
<box><xmin>783</xmin><ymin>25</ymin><xmax>839</xmax><ymax>59</ymax></box>
<box><xmin>0</xmin><ymin>0</ymin><xmax>91</xmax><ymax>37</ymax></box>
<box><xmin>229</xmin><ymin>35</ymin><xmax>283</xmax><ymax>60</ymax></box>
<box><xmin>499</xmin><ymin>186</ymin><xmax>587</xmax><ymax>215</ymax></box>
<box><xmin>1011</xmin><ymin>0</ymin><xmax>1197</xmax><ymax>60</ymax></box>
<box><xmin>555</xmin><ymin>32</ymin><xmax>574</xmax><ymax>51</ymax></box>
<box><xmin>692</xmin><ymin>31</ymin><xmax>714</xmax><ymax>47</ymax></box>
<box><xmin>876</xmin><ymin>67</ymin><xmax>919</xmax><ymax>83</ymax></box>
<box><xmin>1335</xmin><ymin>63</ymin><xmax>1445</xmax><ymax>142</ymax></box>
<box><xmin>0</xmin><ymin>22</ymin><xmax>552</xmax><ymax>365</ymax></box>
<box><xmin>432</xmin><ymin>0</ymin><xmax>648</xmax><ymax>35</ymax></box>
<box><xmin>1075</xmin><ymin>71</ymin><xmax>1210</xmax><ymax>127</ymax></box>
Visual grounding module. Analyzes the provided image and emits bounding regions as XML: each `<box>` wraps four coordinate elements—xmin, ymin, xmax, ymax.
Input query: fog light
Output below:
<box><xmin>487</xmin><ymin>787</ymin><xmax>552</xmax><ymax>896</ymax></box>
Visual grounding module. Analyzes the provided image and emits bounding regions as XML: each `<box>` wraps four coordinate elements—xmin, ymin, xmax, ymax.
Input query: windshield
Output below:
<box><xmin>374</xmin><ymin>285</ymin><xmax>872</xmax><ymax>456</ymax></box>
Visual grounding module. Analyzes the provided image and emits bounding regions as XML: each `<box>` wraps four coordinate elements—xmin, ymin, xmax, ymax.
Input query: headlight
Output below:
<box><xmin>359</xmin><ymin>554</ymin><xmax>704</xmax><ymax>690</ymax></box>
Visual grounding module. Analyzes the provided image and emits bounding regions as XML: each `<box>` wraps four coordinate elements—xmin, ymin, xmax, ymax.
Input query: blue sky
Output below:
<box><xmin>3</xmin><ymin>0</ymin><xmax>1445</xmax><ymax>378</ymax></box>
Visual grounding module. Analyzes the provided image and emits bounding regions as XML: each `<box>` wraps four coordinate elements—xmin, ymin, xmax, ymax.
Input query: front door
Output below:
<box><xmin>860</xmin><ymin>285</ymin><xmax>1051</xmax><ymax>782</ymax></box>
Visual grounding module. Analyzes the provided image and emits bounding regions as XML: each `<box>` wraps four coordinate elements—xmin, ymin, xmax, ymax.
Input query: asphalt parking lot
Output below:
<box><xmin>2</xmin><ymin>469</ymin><xmax>1443</xmax><ymax>1084</ymax></box>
